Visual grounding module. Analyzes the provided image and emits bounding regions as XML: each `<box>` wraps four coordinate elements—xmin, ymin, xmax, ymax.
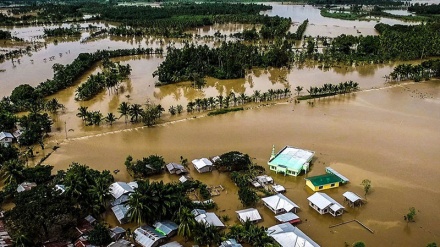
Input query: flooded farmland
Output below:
<box><xmin>1</xmin><ymin>2</ymin><xmax>440</xmax><ymax>246</ymax></box>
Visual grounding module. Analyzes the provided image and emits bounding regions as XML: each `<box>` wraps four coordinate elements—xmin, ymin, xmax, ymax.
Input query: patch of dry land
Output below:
<box><xmin>44</xmin><ymin>80</ymin><xmax>440</xmax><ymax>246</ymax></box>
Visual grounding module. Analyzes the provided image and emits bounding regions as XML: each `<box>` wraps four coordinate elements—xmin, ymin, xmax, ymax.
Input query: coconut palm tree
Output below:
<box><xmin>76</xmin><ymin>106</ymin><xmax>88</xmax><ymax>122</ymax></box>
<box><xmin>0</xmin><ymin>159</ymin><xmax>24</xmax><ymax>185</ymax></box>
<box><xmin>176</xmin><ymin>206</ymin><xmax>195</xmax><ymax>242</ymax></box>
<box><xmin>127</xmin><ymin>190</ymin><xmax>146</xmax><ymax>224</ymax></box>
<box><xmin>104</xmin><ymin>113</ymin><xmax>117</xmax><ymax>126</ymax></box>
<box><xmin>129</xmin><ymin>104</ymin><xmax>142</xmax><ymax>123</ymax></box>
<box><xmin>118</xmin><ymin>102</ymin><xmax>130</xmax><ymax>124</ymax></box>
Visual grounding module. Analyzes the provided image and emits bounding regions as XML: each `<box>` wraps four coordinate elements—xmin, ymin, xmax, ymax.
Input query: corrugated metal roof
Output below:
<box><xmin>111</xmin><ymin>204</ymin><xmax>130</xmax><ymax>224</ymax></box>
<box><xmin>0</xmin><ymin>132</ymin><xmax>13</xmax><ymax>140</ymax></box>
<box><xmin>262</xmin><ymin>194</ymin><xmax>300</xmax><ymax>213</ymax></box>
<box><xmin>159</xmin><ymin>242</ymin><xmax>183</xmax><ymax>247</ymax></box>
<box><xmin>219</xmin><ymin>239</ymin><xmax>242</xmax><ymax>247</ymax></box>
<box><xmin>326</xmin><ymin>167</ymin><xmax>349</xmax><ymax>182</ymax></box>
<box><xmin>342</xmin><ymin>191</ymin><xmax>363</xmax><ymax>203</ymax></box>
<box><xmin>275</xmin><ymin>212</ymin><xmax>300</xmax><ymax>223</ymax></box>
<box><xmin>109</xmin><ymin>182</ymin><xmax>134</xmax><ymax>199</ymax></box>
<box><xmin>192</xmin><ymin>158</ymin><xmax>213</xmax><ymax>170</ymax></box>
<box><xmin>268</xmin><ymin>146</ymin><xmax>314</xmax><ymax>172</ymax></box>
<box><xmin>153</xmin><ymin>221</ymin><xmax>178</xmax><ymax>236</ymax></box>
<box><xmin>307</xmin><ymin>192</ymin><xmax>344</xmax><ymax>210</ymax></box>
<box><xmin>134</xmin><ymin>226</ymin><xmax>165</xmax><ymax>247</ymax></box>
<box><xmin>236</xmin><ymin>208</ymin><xmax>262</xmax><ymax>222</ymax></box>
<box><xmin>195</xmin><ymin>212</ymin><xmax>224</xmax><ymax>227</ymax></box>
<box><xmin>267</xmin><ymin>223</ymin><xmax>320</xmax><ymax>247</ymax></box>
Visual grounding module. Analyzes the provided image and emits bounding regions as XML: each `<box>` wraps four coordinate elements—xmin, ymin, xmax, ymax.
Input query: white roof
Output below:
<box><xmin>262</xmin><ymin>194</ymin><xmax>299</xmax><ymax>212</ymax></box>
<box><xmin>307</xmin><ymin>192</ymin><xmax>344</xmax><ymax>210</ymax></box>
<box><xmin>267</xmin><ymin>223</ymin><xmax>320</xmax><ymax>247</ymax></box>
<box><xmin>192</xmin><ymin>158</ymin><xmax>213</xmax><ymax>169</ymax></box>
<box><xmin>110</xmin><ymin>182</ymin><xmax>135</xmax><ymax>199</ymax></box>
<box><xmin>127</xmin><ymin>181</ymin><xmax>138</xmax><ymax>189</ymax></box>
<box><xmin>134</xmin><ymin>226</ymin><xmax>165</xmax><ymax>247</ymax></box>
<box><xmin>272</xmin><ymin>184</ymin><xmax>286</xmax><ymax>193</ymax></box>
<box><xmin>195</xmin><ymin>212</ymin><xmax>225</xmax><ymax>227</ymax></box>
<box><xmin>236</xmin><ymin>208</ymin><xmax>262</xmax><ymax>222</ymax></box>
<box><xmin>343</xmin><ymin>191</ymin><xmax>363</xmax><ymax>203</ymax></box>
<box><xmin>0</xmin><ymin>132</ymin><xmax>13</xmax><ymax>140</ymax></box>
<box><xmin>179</xmin><ymin>176</ymin><xmax>188</xmax><ymax>183</ymax></box>
<box><xmin>275</xmin><ymin>212</ymin><xmax>300</xmax><ymax>222</ymax></box>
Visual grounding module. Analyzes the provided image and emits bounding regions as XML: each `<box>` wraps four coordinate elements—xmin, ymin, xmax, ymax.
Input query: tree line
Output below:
<box><xmin>388</xmin><ymin>59</ymin><xmax>440</xmax><ymax>82</ymax></box>
<box><xmin>305</xmin><ymin>81</ymin><xmax>359</xmax><ymax>97</ymax></box>
<box><xmin>75</xmin><ymin>58</ymin><xmax>131</xmax><ymax>101</ymax></box>
<box><xmin>408</xmin><ymin>3</ymin><xmax>440</xmax><ymax>15</ymax></box>
<box><xmin>153</xmin><ymin>42</ymin><xmax>294</xmax><ymax>84</ymax></box>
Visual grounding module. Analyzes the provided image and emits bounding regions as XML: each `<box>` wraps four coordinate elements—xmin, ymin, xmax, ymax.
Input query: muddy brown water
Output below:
<box><xmin>42</xmin><ymin>81</ymin><xmax>440</xmax><ymax>247</ymax></box>
<box><xmin>1</xmin><ymin>4</ymin><xmax>440</xmax><ymax>246</ymax></box>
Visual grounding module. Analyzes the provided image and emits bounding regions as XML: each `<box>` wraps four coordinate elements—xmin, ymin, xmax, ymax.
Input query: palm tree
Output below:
<box><xmin>104</xmin><ymin>113</ymin><xmax>117</xmax><ymax>126</ymax></box>
<box><xmin>118</xmin><ymin>102</ymin><xmax>130</xmax><ymax>124</ymax></box>
<box><xmin>12</xmin><ymin>232</ymin><xmax>33</xmax><ymax>247</ymax></box>
<box><xmin>129</xmin><ymin>104</ymin><xmax>142</xmax><ymax>123</ymax></box>
<box><xmin>91</xmin><ymin>111</ymin><xmax>103</xmax><ymax>126</ymax></box>
<box><xmin>295</xmin><ymin>86</ymin><xmax>303</xmax><ymax>96</ymax></box>
<box><xmin>176</xmin><ymin>206</ymin><xmax>195</xmax><ymax>242</ymax></box>
<box><xmin>88</xmin><ymin>176</ymin><xmax>111</xmax><ymax>216</ymax></box>
<box><xmin>76</xmin><ymin>106</ymin><xmax>88</xmax><ymax>122</ymax></box>
<box><xmin>127</xmin><ymin>191</ymin><xmax>146</xmax><ymax>224</ymax></box>
<box><xmin>252</xmin><ymin>90</ymin><xmax>261</xmax><ymax>102</ymax></box>
<box><xmin>0</xmin><ymin>159</ymin><xmax>24</xmax><ymax>185</ymax></box>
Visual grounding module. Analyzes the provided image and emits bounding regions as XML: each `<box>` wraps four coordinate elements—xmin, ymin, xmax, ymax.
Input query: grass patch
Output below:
<box><xmin>207</xmin><ymin>107</ymin><xmax>244</xmax><ymax>116</ymax></box>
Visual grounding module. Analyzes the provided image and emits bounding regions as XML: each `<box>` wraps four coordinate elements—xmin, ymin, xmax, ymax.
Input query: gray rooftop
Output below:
<box><xmin>267</xmin><ymin>223</ymin><xmax>320</xmax><ymax>247</ymax></box>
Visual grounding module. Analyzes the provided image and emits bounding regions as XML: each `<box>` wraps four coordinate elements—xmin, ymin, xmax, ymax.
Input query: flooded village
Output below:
<box><xmin>0</xmin><ymin>1</ymin><xmax>440</xmax><ymax>247</ymax></box>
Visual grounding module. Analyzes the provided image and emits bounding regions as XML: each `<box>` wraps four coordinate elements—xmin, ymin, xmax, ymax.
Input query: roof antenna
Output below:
<box><xmin>270</xmin><ymin>145</ymin><xmax>275</xmax><ymax>160</ymax></box>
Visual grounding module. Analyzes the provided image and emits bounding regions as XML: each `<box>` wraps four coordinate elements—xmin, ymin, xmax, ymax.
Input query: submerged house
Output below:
<box><xmin>109</xmin><ymin>182</ymin><xmax>137</xmax><ymax>224</ymax></box>
<box><xmin>343</xmin><ymin>191</ymin><xmax>364</xmax><ymax>207</ymax></box>
<box><xmin>219</xmin><ymin>239</ymin><xmax>243</xmax><ymax>247</ymax></box>
<box><xmin>275</xmin><ymin>212</ymin><xmax>301</xmax><ymax>225</ymax></box>
<box><xmin>192</xmin><ymin>158</ymin><xmax>213</xmax><ymax>173</ymax></box>
<box><xmin>192</xmin><ymin>209</ymin><xmax>225</xmax><ymax>227</ymax></box>
<box><xmin>305</xmin><ymin>167</ymin><xmax>349</xmax><ymax>192</ymax></box>
<box><xmin>267</xmin><ymin>223</ymin><xmax>320</xmax><ymax>247</ymax></box>
<box><xmin>268</xmin><ymin>146</ymin><xmax>314</xmax><ymax>176</ymax></box>
<box><xmin>236</xmin><ymin>208</ymin><xmax>262</xmax><ymax>224</ymax></box>
<box><xmin>134</xmin><ymin>226</ymin><xmax>166</xmax><ymax>247</ymax></box>
<box><xmin>262</xmin><ymin>194</ymin><xmax>300</xmax><ymax>214</ymax></box>
<box><xmin>166</xmin><ymin>163</ymin><xmax>187</xmax><ymax>175</ymax></box>
<box><xmin>307</xmin><ymin>192</ymin><xmax>344</xmax><ymax>217</ymax></box>
<box><xmin>17</xmin><ymin>182</ymin><xmax>37</xmax><ymax>193</ymax></box>
<box><xmin>0</xmin><ymin>132</ymin><xmax>14</xmax><ymax>147</ymax></box>
<box><xmin>153</xmin><ymin>221</ymin><xmax>178</xmax><ymax>238</ymax></box>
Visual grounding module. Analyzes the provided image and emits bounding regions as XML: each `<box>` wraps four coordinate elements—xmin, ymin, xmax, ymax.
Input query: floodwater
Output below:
<box><xmin>262</xmin><ymin>4</ymin><xmax>418</xmax><ymax>37</ymax></box>
<box><xmin>44</xmin><ymin>81</ymin><xmax>440</xmax><ymax>247</ymax></box>
<box><xmin>1</xmin><ymin>3</ymin><xmax>440</xmax><ymax>246</ymax></box>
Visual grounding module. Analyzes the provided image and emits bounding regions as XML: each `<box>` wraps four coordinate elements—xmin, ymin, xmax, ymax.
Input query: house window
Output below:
<box><xmin>318</xmin><ymin>186</ymin><xmax>323</xmax><ymax>189</ymax></box>
<box><xmin>331</xmin><ymin>183</ymin><xmax>335</xmax><ymax>187</ymax></box>
<box><xmin>270</xmin><ymin>166</ymin><xmax>276</xmax><ymax>170</ymax></box>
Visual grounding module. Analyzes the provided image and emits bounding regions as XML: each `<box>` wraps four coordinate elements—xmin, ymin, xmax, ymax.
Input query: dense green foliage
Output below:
<box><xmin>125</xmin><ymin>155</ymin><xmax>166</xmax><ymax>178</ymax></box>
<box><xmin>0</xmin><ymin>145</ymin><xmax>19</xmax><ymax>166</ymax></box>
<box><xmin>87</xmin><ymin>223</ymin><xmax>113</xmax><ymax>246</ymax></box>
<box><xmin>0</xmin><ymin>30</ymin><xmax>11</xmax><ymax>39</ymax></box>
<box><xmin>408</xmin><ymin>3</ymin><xmax>440</xmax><ymax>15</ymax></box>
<box><xmin>308</xmin><ymin>0</ymin><xmax>404</xmax><ymax>5</ymax></box>
<box><xmin>75</xmin><ymin>59</ymin><xmax>131</xmax><ymax>101</ymax></box>
<box><xmin>154</xmin><ymin>42</ymin><xmax>293</xmax><ymax>84</ymax></box>
<box><xmin>4</xmin><ymin>185</ymin><xmax>79</xmax><ymax>245</ymax></box>
<box><xmin>36</xmin><ymin>48</ymin><xmax>157</xmax><ymax>98</ymax></box>
<box><xmin>305</xmin><ymin>81</ymin><xmax>359</xmax><ymax>97</ymax></box>
<box><xmin>214</xmin><ymin>151</ymin><xmax>252</xmax><ymax>172</ymax></box>
<box><xmin>127</xmin><ymin>180</ymin><xmax>195</xmax><ymax>224</ymax></box>
<box><xmin>388</xmin><ymin>59</ymin><xmax>440</xmax><ymax>82</ymax></box>
<box><xmin>62</xmin><ymin>163</ymin><xmax>114</xmax><ymax>216</ymax></box>
<box><xmin>227</xmin><ymin>220</ymin><xmax>276</xmax><ymax>246</ymax></box>
<box><xmin>44</xmin><ymin>27</ymin><xmax>81</xmax><ymax>37</ymax></box>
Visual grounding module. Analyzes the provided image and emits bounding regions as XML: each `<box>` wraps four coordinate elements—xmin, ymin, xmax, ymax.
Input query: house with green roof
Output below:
<box><xmin>305</xmin><ymin>167</ymin><xmax>349</xmax><ymax>191</ymax></box>
<box><xmin>268</xmin><ymin>145</ymin><xmax>315</xmax><ymax>176</ymax></box>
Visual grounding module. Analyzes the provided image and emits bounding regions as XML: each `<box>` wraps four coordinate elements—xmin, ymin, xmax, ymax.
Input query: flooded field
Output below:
<box><xmin>44</xmin><ymin>81</ymin><xmax>440</xmax><ymax>246</ymax></box>
<box><xmin>1</xmin><ymin>2</ymin><xmax>440</xmax><ymax>246</ymax></box>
